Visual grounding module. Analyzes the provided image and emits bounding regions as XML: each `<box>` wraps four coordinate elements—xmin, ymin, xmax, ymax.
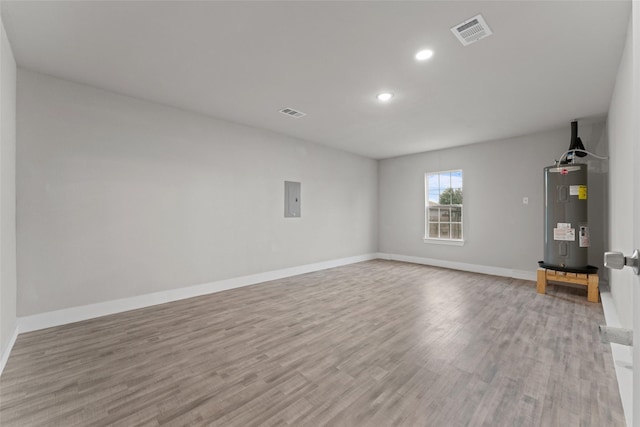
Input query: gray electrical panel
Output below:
<box><xmin>284</xmin><ymin>181</ymin><xmax>301</xmax><ymax>218</ymax></box>
<box><xmin>543</xmin><ymin>164</ymin><xmax>589</xmax><ymax>269</ymax></box>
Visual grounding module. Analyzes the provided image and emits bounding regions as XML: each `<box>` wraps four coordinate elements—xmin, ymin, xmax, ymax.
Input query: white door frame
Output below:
<box><xmin>632</xmin><ymin>2</ymin><xmax>639</xmax><ymax>425</ymax></box>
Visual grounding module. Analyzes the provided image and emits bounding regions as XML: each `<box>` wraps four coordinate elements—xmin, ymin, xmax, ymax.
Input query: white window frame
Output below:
<box><xmin>424</xmin><ymin>169</ymin><xmax>464</xmax><ymax>245</ymax></box>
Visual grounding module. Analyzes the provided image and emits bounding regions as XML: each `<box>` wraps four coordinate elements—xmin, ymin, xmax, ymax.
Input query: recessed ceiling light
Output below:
<box><xmin>377</xmin><ymin>92</ymin><xmax>394</xmax><ymax>101</ymax></box>
<box><xmin>415</xmin><ymin>49</ymin><xmax>434</xmax><ymax>61</ymax></box>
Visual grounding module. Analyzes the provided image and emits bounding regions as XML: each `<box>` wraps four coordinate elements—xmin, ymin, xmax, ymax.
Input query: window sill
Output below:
<box><xmin>423</xmin><ymin>238</ymin><xmax>465</xmax><ymax>246</ymax></box>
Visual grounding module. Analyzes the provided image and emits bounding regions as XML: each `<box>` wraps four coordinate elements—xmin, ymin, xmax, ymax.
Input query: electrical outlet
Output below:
<box><xmin>523</xmin><ymin>197</ymin><xmax>529</xmax><ymax>204</ymax></box>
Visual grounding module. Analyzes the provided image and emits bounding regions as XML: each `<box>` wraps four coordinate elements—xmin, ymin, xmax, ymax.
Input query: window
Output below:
<box><xmin>425</xmin><ymin>170</ymin><xmax>463</xmax><ymax>242</ymax></box>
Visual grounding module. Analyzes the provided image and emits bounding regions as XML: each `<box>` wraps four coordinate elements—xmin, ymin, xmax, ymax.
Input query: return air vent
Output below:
<box><xmin>279</xmin><ymin>107</ymin><xmax>306</xmax><ymax>118</ymax></box>
<box><xmin>450</xmin><ymin>14</ymin><xmax>492</xmax><ymax>46</ymax></box>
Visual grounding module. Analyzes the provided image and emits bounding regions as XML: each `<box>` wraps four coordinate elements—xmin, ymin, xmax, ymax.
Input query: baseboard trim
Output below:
<box><xmin>378</xmin><ymin>253</ymin><xmax>537</xmax><ymax>282</ymax></box>
<box><xmin>17</xmin><ymin>253</ymin><xmax>378</xmax><ymax>334</ymax></box>
<box><xmin>0</xmin><ymin>323</ymin><xmax>19</xmax><ymax>378</ymax></box>
<box><xmin>598</xmin><ymin>282</ymin><xmax>633</xmax><ymax>427</ymax></box>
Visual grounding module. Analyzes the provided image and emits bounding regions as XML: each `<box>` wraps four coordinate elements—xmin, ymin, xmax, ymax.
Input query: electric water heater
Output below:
<box><xmin>541</xmin><ymin>163</ymin><xmax>591</xmax><ymax>271</ymax></box>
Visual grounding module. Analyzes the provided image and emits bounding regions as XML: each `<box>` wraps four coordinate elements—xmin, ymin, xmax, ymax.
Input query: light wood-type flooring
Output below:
<box><xmin>0</xmin><ymin>260</ymin><xmax>625</xmax><ymax>426</ymax></box>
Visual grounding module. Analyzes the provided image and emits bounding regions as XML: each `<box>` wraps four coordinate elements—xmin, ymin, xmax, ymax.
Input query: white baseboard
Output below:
<box><xmin>17</xmin><ymin>253</ymin><xmax>378</xmax><ymax>334</ymax></box>
<box><xmin>9</xmin><ymin>252</ymin><xmax>624</xmax><ymax>419</ymax></box>
<box><xmin>378</xmin><ymin>252</ymin><xmax>537</xmax><ymax>282</ymax></box>
<box><xmin>599</xmin><ymin>282</ymin><xmax>633</xmax><ymax>427</ymax></box>
<box><xmin>0</xmin><ymin>323</ymin><xmax>19</xmax><ymax>378</ymax></box>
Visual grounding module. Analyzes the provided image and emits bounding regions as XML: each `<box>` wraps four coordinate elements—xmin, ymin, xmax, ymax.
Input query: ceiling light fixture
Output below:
<box><xmin>377</xmin><ymin>92</ymin><xmax>394</xmax><ymax>102</ymax></box>
<box><xmin>415</xmin><ymin>49</ymin><xmax>434</xmax><ymax>61</ymax></box>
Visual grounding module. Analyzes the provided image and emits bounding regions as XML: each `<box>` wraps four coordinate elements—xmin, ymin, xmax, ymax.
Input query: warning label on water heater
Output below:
<box><xmin>554</xmin><ymin>223</ymin><xmax>575</xmax><ymax>241</ymax></box>
<box><xmin>579</xmin><ymin>226</ymin><xmax>590</xmax><ymax>247</ymax></box>
<box><xmin>570</xmin><ymin>185</ymin><xmax>588</xmax><ymax>200</ymax></box>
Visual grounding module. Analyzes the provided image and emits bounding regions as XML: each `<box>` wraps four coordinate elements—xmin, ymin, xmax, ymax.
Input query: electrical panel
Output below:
<box><xmin>284</xmin><ymin>181</ymin><xmax>301</xmax><ymax>218</ymax></box>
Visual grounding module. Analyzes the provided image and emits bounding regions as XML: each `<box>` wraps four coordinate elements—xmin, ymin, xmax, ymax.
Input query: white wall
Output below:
<box><xmin>607</xmin><ymin>17</ymin><xmax>634</xmax><ymax>331</ymax></box>
<box><xmin>378</xmin><ymin>123</ymin><xmax>608</xmax><ymax>278</ymax></box>
<box><xmin>604</xmin><ymin>12</ymin><xmax>637</xmax><ymax>426</ymax></box>
<box><xmin>17</xmin><ymin>70</ymin><xmax>378</xmax><ymax>317</ymax></box>
<box><xmin>0</xmin><ymin>16</ymin><xmax>17</xmax><ymax>361</ymax></box>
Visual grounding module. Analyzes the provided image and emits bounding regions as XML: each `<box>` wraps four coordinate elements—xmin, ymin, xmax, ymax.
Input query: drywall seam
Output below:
<box><xmin>17</xmin><ymin>253</ymin><xmax>378</xmax><ymax>333</ymax></box>
<box><xmin>378</xmin><ymin>252</ymin><xmax>537</xmax><ymax>281</ymax></box>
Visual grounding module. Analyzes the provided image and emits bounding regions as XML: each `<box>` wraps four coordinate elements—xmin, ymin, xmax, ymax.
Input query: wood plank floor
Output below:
<box><xmin>0</xmin><ymin>260</ymin><xmax>625</xmax><ymax>426</ymax></box>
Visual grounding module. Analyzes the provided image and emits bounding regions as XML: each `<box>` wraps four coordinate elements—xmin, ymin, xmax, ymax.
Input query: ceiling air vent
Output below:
<box><xmin>279</xmin><ymin>107</ymin><xmax>306</xmax><ymax>118</ymax></box>
<box><xmin>450</xmin><ymin>14</ymin><xmax>492</xmax><ymax>46</ymax></box>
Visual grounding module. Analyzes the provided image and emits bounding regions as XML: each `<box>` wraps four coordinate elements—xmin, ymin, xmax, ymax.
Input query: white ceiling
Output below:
<box><xmin>1</xmin><ymin>1</ymin><xmax>631</xmax><ymax>159</ymax></box>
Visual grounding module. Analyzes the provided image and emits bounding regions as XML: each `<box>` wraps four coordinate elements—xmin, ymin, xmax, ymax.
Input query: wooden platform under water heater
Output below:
<box><xmin>537</xmin><ymin>268</ymin><xmax>599</xmax><ymax>303</ymax></box>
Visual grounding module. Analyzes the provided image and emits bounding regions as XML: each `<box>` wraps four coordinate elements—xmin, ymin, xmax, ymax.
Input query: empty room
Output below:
<box><xmin>0</xmin><ymin>1</ymin><xmax>638</xmax><ymax>426</ymax></box>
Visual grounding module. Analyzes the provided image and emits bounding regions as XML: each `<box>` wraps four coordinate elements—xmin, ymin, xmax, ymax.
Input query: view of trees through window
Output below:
<box><xmin>439</xmin><ymin>187</ymin><xmax>463</xmax><ymax>205</ymax></box>
<box><xmin>426</xmin><ymin>170</ymin><xmax>463</xmax><ymax>240</ymax></box>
